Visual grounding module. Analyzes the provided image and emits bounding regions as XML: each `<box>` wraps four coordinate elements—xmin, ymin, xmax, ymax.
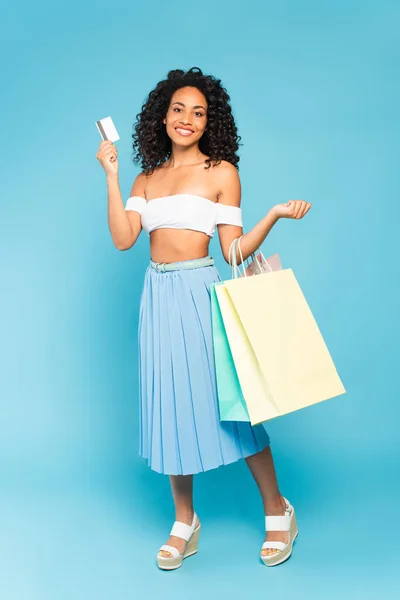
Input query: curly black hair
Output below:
<box><xmin>131</xmin><ymin>67</ymin><xmax>242</xmax><ymax>175</ymax></box>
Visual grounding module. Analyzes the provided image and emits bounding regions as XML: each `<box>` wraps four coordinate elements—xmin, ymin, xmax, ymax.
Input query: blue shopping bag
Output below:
<box><xmin>210</xmin><ymin>282</ymin><xmax>250</xmax><ymax>421</ymax></box>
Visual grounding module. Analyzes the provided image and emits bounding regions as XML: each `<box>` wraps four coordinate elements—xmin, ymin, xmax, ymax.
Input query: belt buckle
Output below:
<box><xmin>156</xmin><ymin>262</ymin><xmax>166</xmax><ymax>272</ymax></box>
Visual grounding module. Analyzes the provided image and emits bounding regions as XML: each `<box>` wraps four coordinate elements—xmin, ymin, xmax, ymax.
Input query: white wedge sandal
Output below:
<box><xmin>260</xmin><ymin>497</ymin><xmax>299</xmax><ymax>567</ymax></box>
<box><xmin>157</xmin><ymin>512</ymin><xmax>201</xmax><ymax>570</ymax></box>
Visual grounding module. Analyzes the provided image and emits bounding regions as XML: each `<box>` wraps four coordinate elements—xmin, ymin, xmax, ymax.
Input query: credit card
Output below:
<box><xmin>95</xmin><ymin>116</ymin><xmax>120</xmax><ymax>142</ymax></box>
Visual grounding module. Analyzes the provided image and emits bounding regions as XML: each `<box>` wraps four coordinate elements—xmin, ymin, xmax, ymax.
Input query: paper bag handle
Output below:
<box><xmin>229</xmin><ymin>236</ymin><xmax>258</xmax><ymax>278</ymax></box>
<box><xmin>228</xmin><ymin>237</ymin><xmax>244</xmax><ymax>279</ymax></box>
<box><xmin>228</xmin><ymin>236</ymin><xmax>272</xmax><ymax>279</ymax></box>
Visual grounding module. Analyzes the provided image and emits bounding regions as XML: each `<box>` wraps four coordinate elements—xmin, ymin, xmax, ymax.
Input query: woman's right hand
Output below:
<box><xmin>96</xmin><ymin>140</ymin><xmax>119</xmax><ymax>176</ymax></box>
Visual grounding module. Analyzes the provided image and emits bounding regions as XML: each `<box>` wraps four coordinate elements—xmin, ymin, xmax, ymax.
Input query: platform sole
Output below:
<box><xmin>157</xmin><ymin>524</ymin><xmax>201</xmax><ymax>570</ymax></box>
<box><xmin>261</xmin><ymin>508</ymin><xmax>299</xmax><ymax>567</ymax></box>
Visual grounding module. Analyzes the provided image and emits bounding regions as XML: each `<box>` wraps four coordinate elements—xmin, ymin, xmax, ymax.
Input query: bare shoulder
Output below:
<box><xmin>214</xmin><ymin>160</ymin><xmax>241</xmax><ymax>206</ymax></box>
<box><xmin>214</xmin><ymin>159</ymin><xmax>239</xmax><ymax>177</ymax></box>
<box><xmin>129</xmin><ymin>171</ymin><xmax>149</xmax><ymax>198</ymax></box>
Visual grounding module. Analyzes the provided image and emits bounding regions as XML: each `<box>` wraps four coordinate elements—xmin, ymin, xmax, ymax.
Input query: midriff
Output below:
<box><xmin>149</xmin><ymin>228</ymin><xmax>211</xmax><ymax>263</ymax></box>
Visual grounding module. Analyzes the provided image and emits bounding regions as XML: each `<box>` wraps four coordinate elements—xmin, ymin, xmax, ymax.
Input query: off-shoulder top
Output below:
<box><xmin>124</xmin><ymin>193</ymin><xmax>242</xmax><ymax>238</ymax></box>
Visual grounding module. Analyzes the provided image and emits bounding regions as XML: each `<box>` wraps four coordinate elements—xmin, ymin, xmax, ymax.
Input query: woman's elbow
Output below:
<box><xmin>115</xmin><ymin>238</ymin><xmax>136</xmax><ymax>251</ymax></box>
<box><xmin>113</xmin><ymin>235</ymin><xmax>136</xmax><ymax>251</ymax></box>
<box><xmin>116</xmin><ymin>243</ymin><xmax>132</xmax><ymax>251</ymax></box>
<box><xmin>222</xmin><ymin>250</ymin><xmax>243</xmax><ymax>266</ymax></box>
<box><xmin>109</xmin><ymin>220</ymin><xmax>140</xmax><ymax>251</ymax></box>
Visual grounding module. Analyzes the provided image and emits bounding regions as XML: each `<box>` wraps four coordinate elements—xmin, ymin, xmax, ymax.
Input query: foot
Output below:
<box><xmin>261</xmin><ymin>495</ymin><xmax>289</xmax><ymax>557</ymax></box>
<box><xmin>158</xmin><ymin>512</ymin><xmax>200</xmax><ymax>558</ymax></box>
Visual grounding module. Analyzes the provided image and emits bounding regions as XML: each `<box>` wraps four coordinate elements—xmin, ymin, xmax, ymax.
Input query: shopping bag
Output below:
<box><xmin>213</xmin><ymin>283</ymin><xmax>280</xmax><ymax>424</ymax></box>
<box><xmin>243</xmin><ymin>251</ymin><xmax>282</xmax><ymax>277</ymax></box>
<box><xmin>210</xmin><ymin>237</ymin><xmax>283</xmax><ymax>424</ymax></box>
<box><xmin>210</xmin><ymin>284</ymin><xmax>250</xmax><ymax>421</ymax></box>
<box><xmin>220</xmin><ymin>237</ymin><xmax>346</xmax><ymax>424</ymax></box>
<box><xmin>228</xmin><ymin>235</ymin><xmax>283</xmax><ymax>278</ymax></box>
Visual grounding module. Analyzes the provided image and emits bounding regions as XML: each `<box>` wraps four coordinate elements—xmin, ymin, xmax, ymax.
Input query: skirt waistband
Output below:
<box><xmin>150</xmin><ymin>255</ymin><xmax>214</xmax><ymax>272</ymax></box>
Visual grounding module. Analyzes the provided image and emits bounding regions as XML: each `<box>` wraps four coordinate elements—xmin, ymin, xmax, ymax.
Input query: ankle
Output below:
<box><xmin>175</xmin><ymin>508</ymin><xmax>195</xmax><ymax>523</ymax></box>
<box><xmin>264</xmin><ymin>494</ymin><xmax>286</xmax><ymax>515</ymax></box>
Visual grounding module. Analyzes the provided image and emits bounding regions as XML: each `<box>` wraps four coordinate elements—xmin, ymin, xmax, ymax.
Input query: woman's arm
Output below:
<box><xmin>107</xmin><ymin>172</ymin><xmax>145</xmax><ymax>251</ymax></box>
<box><xmin>216</xmin><ymin>162</ymin><xmax>311</xmax><ymax>265</ymax></box>
<box><xmin>229</xmin><ymin>210</ymin><xmax>280</xmax><ymax>265</ymax></box>
<box><xmin>216</xmin><ymin>162</ymin><xmax>279</xmax><ymax>265</ymax></box>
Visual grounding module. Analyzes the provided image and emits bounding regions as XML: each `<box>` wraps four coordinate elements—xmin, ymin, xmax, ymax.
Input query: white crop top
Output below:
<box><xmin>124</xmin><ymin>193</ymin><xmax>242</xmax><ymax>238</ymax></box>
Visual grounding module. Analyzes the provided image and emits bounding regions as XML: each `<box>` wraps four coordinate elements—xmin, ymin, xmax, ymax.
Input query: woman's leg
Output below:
<box><xmin>245</xmin><ymin>445</ymin><xmax>288</xmax><ymax>557</ymax></box>
<box><xmin>158</xmin><ymin>474</ymin><xmax>201</xmax><ymax>557</ymax></box>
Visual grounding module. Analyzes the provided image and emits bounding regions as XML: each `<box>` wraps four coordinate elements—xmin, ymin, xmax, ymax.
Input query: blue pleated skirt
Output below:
<box><xmin>137</xmin><ymin>256</ymin><xmax>270</xmax><ymax>475</ymax></box>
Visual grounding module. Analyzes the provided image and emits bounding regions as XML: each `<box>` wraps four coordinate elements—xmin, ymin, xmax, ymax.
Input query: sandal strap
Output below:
<box><xmin>265</xmin><ymin>513</ymin><xmax>291</xmax><ymax>531</ymax></box>
<box><xmin>170</xmin><ymin>512</ymin><xmax>197</xmax><ymax>541</ymax></box>
<box><xmin>159</xmin><ymin>544</ymin><xmax>181</xmax><ymax>558</ymax></box>
<box><xmin>262</xmin><ymin>540</ymin><xmax>287</xmax><ymax>552</ymax></box>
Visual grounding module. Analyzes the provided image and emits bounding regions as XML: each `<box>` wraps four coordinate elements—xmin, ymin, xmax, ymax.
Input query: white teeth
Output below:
<box><xmin>176</xmin><ymin>128</ymin><xmax>193</xmax><ymax>136</ymax></box>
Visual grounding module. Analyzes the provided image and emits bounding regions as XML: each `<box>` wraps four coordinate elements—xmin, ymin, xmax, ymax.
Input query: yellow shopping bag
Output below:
<box><xmin>216</xmin><ymin>238</ymin><xmax>346</xmax><ymax>425</ymax></box>
<box><xmin>214</xmin><ymin>283</ymin><xmax>280</xmax><ymax>424</ymax></box>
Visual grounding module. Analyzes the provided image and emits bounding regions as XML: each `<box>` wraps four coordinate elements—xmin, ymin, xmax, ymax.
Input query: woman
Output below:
<box><xmin>96</xmin><ymin>67</ymin><xmax>311</xmax><ymax>570</ymax></box>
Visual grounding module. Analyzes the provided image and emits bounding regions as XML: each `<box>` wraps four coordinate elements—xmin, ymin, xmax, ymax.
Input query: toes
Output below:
<box><xmin>261</xmin><ymin>549</ymin><xmax>280</xmax><ymax>556</ymax></box>
<box><xmin>159</xmin><ymin>551</ymin><xmax>172</xmax><ymax>557</ymax></box>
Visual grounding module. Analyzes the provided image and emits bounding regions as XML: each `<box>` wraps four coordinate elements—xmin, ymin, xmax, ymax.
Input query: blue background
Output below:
<box><xmin>1</xmin><ymin>0</ymin><xmax>399</xmax><ymax>597</ymax></box>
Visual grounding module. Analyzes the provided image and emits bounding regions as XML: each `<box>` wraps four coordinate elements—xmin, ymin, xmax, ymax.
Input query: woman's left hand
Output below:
<box><xmin>272</xmin><ymin>200</ymin><xmax>312</xmax><ymax>220</ymax></box>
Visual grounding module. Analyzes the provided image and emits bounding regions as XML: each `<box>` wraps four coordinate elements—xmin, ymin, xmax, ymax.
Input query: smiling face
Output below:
<box><xmin>163</xmin><ymin>86</ymin><xmax>208</xmax><ymax>147</ymax></box>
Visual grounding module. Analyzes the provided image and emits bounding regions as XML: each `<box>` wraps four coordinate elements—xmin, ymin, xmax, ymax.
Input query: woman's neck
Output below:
<box><xmin>166</xmin><ymin>144</ymin><xmax>205</xmax><ymax>168</ymax></box>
